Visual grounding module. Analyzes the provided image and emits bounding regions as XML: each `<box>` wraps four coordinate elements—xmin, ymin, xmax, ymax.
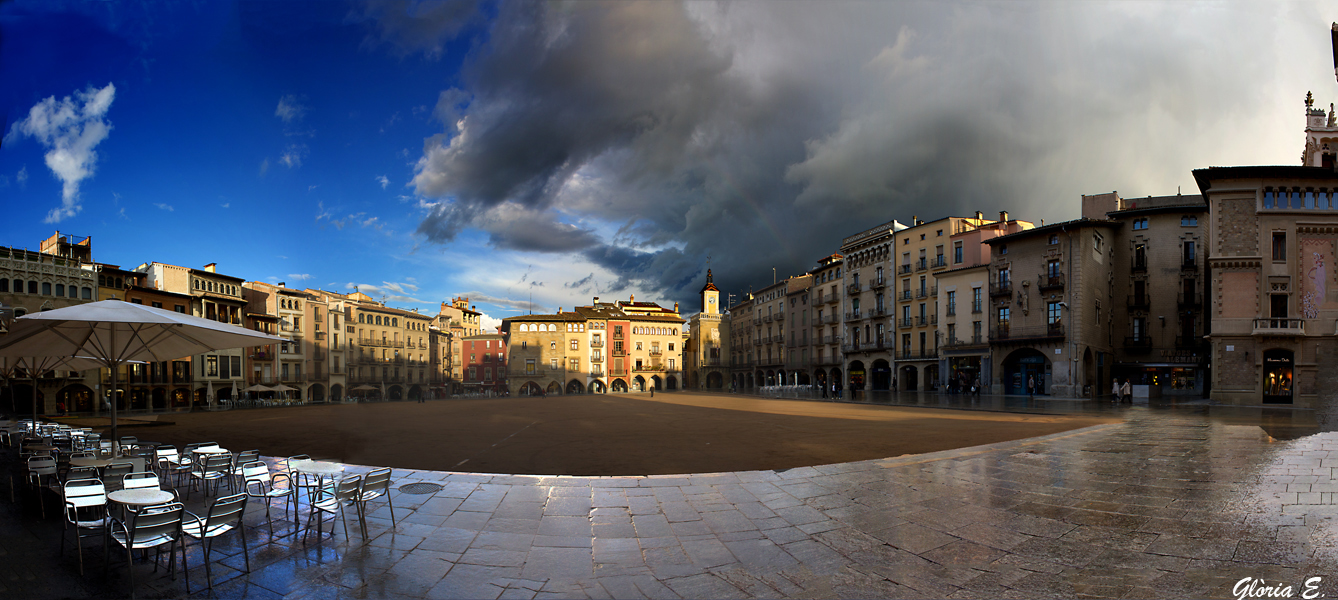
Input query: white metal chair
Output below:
<box><xmin>102</xmin><ymin>462</ymin><xmax>135</xmax><ymax>493</ymax></box>
<box><xmin>304</xmin><ymin>474</ymin><xmax>362</xmax><ymax>544</ymax></box>
<box><xmin>242</xmin><ymin>460</ymin><xmax>295</xmax><ymax>538</ymax></box>
<box><xmin>182</xmin><ymin>493</ymin><xmax>249</xmax><ymax>589</ymax></box>
<box><xmin>108</xmin><ymin>502</ymin><xmax>188</xmax><ymax>599</ymax></box>
<box><xmin>285</xmin><ymin>454</ymin><xmax>329</xmax><ymax>505</ymax></box>
<box><xmin>353</xmin><ymin>467</ymin><xmax>395</xmax><ymax>538</ymax></box>
<box><xmin>187</xmin><ymin>454</ymin><xmax>232</xmax><ymax>500</ymax></box>
<box><xmin>27</xmin><ymin>455</ymin><xmax>57</xmax><ymax>518</ymax></box>
<box><xmin>230</xmin><ymin>449</ymin><xmax>260</xmax><ymax>490</ymax></box>
<box><xmin>61</xmin><ymin>478</ymin><xmax>111</xmax><ymax>575</ymax></box>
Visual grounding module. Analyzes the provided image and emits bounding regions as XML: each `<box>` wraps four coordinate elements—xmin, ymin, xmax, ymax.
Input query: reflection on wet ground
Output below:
<box><xmin>8</xmin><ymin>396</ymin><xmax>1338</xmax><ymax>599</ymax></box>
<box><xmin>751</xmin><ymin>388</ymin><xmax>1329</xmax><ymax>440</ymax></box>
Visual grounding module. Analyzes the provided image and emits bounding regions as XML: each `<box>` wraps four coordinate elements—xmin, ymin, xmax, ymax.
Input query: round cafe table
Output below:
<box><xmin>69</xmin><ymin>457</ymin><xmax>114</xmax><ymax>469</ymax></box>
<box><xmin>108</xmin><ymin>488</ymin><xmax>175</xmax><ymax>508</ymax></box>
<box><xmin>289</xmin><ymin>460</ymin><xmax>344</xmax><ymax>503</ymax></box>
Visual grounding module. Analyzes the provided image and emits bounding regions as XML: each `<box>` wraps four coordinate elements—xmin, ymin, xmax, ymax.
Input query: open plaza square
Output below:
<box><xmin>4</xmin><ymin>392</ymin><xmax>1337</xmax><ymax>599</ymax></box>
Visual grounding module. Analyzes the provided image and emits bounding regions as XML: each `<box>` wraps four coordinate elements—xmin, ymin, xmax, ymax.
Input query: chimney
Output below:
<box><xmin>593</xmin><ymin>296</ymin><xmax>599</xmax><ymax>305</ymax></box>
<box><xmin>673</xmin><ymin>302</ymin><xmax>679</xmax><ymax>312</ymax></box>
<box><xmin>975</xmin><ymin>211</ymin><xmax>983</xmax><ymax>220</ymax></box>
<box><xmin>911</xmin><ymin>215</ymin><xmax>917</xmax><ymax>226</ymax></box>
<box><xmin>999</xmin><ymin>210</ymin><xmax>1009</xmax><ymax>223</ymax></box>
<box><xmin>630</xmin><ymin>293</ymin><xmax>635</xmax><ymax>303</ymax></box>
<box><xmin>204</xmin><ymin>263</ymin><xmax>217</xmax><ymax>273</ymax></box>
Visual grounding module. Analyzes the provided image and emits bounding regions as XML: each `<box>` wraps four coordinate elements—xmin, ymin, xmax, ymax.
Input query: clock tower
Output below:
<box><xmin>701</xmin><ymin>269</ymin><xmax>720</xmax><ymax>315</ymax></box>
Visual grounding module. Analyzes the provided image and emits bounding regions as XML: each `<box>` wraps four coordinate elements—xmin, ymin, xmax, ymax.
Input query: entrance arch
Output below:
<box><xmin>871</xmin><ymin>359</ymin><xmax>891</xmax><ymax>391</ymax></box>
<box><xmin>651</xmin><ymin>375</ymin><xmax>662</xmax><ymax>390</ymax></box>
<box><xmin>667</xmin><ymin>375</ymin><xmax>678</xmax><ymax>390</ymax></box>
<box><xmin>1002</xmin><ymin>348</ymin><xmax>1051</xmax><ymax>395</ymax></box>
<box><xmin>897</xmin><ymin>365</ymin><xmax>917</xmax><ymax>391</ymax></box>
<box><xmin>310</xmin><ymin>384</ymin><xmax>327</xmax><ymax>403</ymax></box>
<box><xmin>1263</xmin><ymin>348</ymin><xmax>1294</xmax><ymax>404</ymax></box>
<box><xmin>545</xmin><ymin>381</ymin><xmax>562</xmax><ymax>395</ymax></box>
<box><xmin>520</xmin><ymin>382</ymin><xmax>543</xmax><ymax>396</ymax></box>
<box><xmin>1083</xmin><ymin>348</ymin><xmax>1096</xmax><ymax>398</ymax></box>
<box><xmin>151</xmin><ymin>387</ymin><xmax>167</xmax><ymax>411</ymax></box>
<box><xmin>632</xmin><ymin>375</ymin><xmax>646</xmax><ymax>391</ymax></box>
<box><xmin>59</xmin><ymin>384</ymin><xmax>94</xmax><ymax>413</ymax></box>
<box><xmin>407</xmin><ymin>385</ymin><xmax>421</xmax><ymax>401</ymax></box>
<box><xmin>706</xmin><ymin>372</ymin><xmax>723</xmax><ymax>389</ymax></box>
<box><xmin>172</xmin><ymin>388</ymin><xmax>190</xmax><ymax>408</ymax></box>
<box><xmin>611</xmin><ymin>379</ymin><xmax>628</xmax><ymax>393</ymax></box>
<box><xmin>924</xmin><ymin>364</ymin><xmax>939</xmax><ymax>391</ymax></box>
<box><xmin>388</xmin><ymin>385</ymin><xmax>403</xmax><ymax>400</ymax></box>
<box><xmin>829</xmin><ymin>368</ymin><xmax>842</xmax><ymax>392</ymax></box>
<box><xmin>566</xmin><ymin>379</ymin><xmax>584</xmax><ymax>394</ymax></box>
<box><xmin>848</xmin><ymin>361</ymin><xmax>866</xmax><ymax>391</ymax></box>
<box><xmin>330</xmin><ymin>384</ymin><xmax>344</xmax><ymax>402</ymax></box>
<box><xmin>588</xmin><ymin>380</ymin><xmax>606</xmax><ymax>394</ymax></box>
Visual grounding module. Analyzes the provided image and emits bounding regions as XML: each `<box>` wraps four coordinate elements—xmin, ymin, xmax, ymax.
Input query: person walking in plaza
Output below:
<box><xmin>1121</xmin><ymin>379</ymin><xmax>1132</xmax><ymax>403</ymax></box>
<box><xmin>973</xmin><ymin>375</ymin><xmax>982</xmax><ymax>397</ymax></box>
<box><xmin>1112</xmin><ymin>379</ymin><xmax>1121</xmax><ymax>403</ymax></box>
<box><xmin>1027</xmin><ymin>375</ymin><xmax>1036</xmax><ymax>398</ymax></box>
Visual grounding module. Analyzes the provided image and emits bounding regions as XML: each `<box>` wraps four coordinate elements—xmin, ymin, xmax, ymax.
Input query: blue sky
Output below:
<box><xmin>2</xmin><ymin>1</ymin><xmax>1334</xmax><ymax>327</ymax></box>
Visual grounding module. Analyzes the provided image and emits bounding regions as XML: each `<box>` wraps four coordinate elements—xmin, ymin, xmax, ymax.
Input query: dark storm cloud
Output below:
<box><xmin>395</xmin><ymin>1</ymin><xmax>1323</xmax><ymax>310</ymax></box>
<box><xmin>347</xmin><ymin>0</ymin><xmax>483</xmax><ymax>59</ymax></box>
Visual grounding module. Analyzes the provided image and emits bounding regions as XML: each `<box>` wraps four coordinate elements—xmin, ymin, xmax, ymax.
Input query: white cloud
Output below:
<box><xmin>275</xmin><ymin>94</ymin><xmax>307</xmax><ymax>123</ymax></box>
<box><xmin>7</xmin><ymin>82</ymin><xmax>116</xmax><ymax>223</ymax></box>
<box><xmin>345</xmin><ymin>281</ymin><xmax>424</xmax><ymax>304</ymax></box>
<box><xmin>280</xmin><ymin>145</ymin><xmax>307</xmax><ymax>169</ymax></box>
<box><xmin>259</xmin><ymin>158</ymin><xmax>270</xmax><ymax>176</ymax></box>
<box><xmin>16</xmin><ymin>166</ymin><xmax>27</xmax><ymax>186</ymax></box>
<box><xmin>221</xmin><ymin>202</ymin><xmax>230</xmax><ymax>208</ymax></box>
<box><xmin>287</xmin><ymin>273</ymin><xmax>312</xmax><ymax>281</ymax></box>
<box><xmin>479</xmin><ymin>313</ymin><xmax>502</xmax><ymax>333</ymax></box>
<box><xmin>376</xmin><ymin>175</ymin><xmax>389</xmax><ymax>189</ymax></box>
<box><xmin>153</xmin><ymin>203</ymin><xmax>174</xmax><ymax>211</ymax></box>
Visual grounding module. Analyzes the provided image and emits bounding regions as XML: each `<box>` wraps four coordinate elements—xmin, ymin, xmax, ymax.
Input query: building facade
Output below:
<box><xmin>685</xmin><ymin>270</ymin><xmax>728</xmax><ymax>389</ymax></box>
<box><xmin>808</xmin><ymin>255</ymin><xmax>844</xmax><ymax>392</ymax></box>
<box><xmin>140</xmin><ymin>261</ymin><xmax>247</xmax><ymax>408</ymax></box>
<box><xmin>839</xmin><ymin>220</ymin><xmax>903</xmax><ymax>392</ymax></box>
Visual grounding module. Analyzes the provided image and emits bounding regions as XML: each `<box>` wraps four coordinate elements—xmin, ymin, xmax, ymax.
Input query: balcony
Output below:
<box><xmin>752</xmin><ymin>317</ymin><xmax>763</xmax><ymax>325</ymax></box>
<box><xmin>929</xmin><ymin>286</ymin><xmax>938</xmax><ymax>297</ymax></box>
<box><xmin>900</xmin><ymin>290</ymin><xmax>913</xmax><ymax>301</ymax></box>
<box><xmin>993</xmin><ymin>323</ymin><xmax>1064</xmax><ymax>342</ymax></box>
<box><xmin>314</xmin><ymin>331</ymin><xmax>326</xmax><ymax>340</ymax></box>
<box><xmin>824</xmin><ymin>314</ymin><xmax>839</xmax><ymax>325</ymax></box>
<box><xmin>359</xmin><ymin>338</ymin><xmax>405</xmax><ymax>349</ymax></box>
<box><xmin>590</xmin><ymin>354</ymin><xmax>603</xmax><ymax>363</ymax></box>
<box><xmin>842</xmin><ymin>338</ymin><xmax>885</xmax><ymax>353</ymax></box>
<box><xmin>752</xmin><ymin>338</ymin><xmax>761</xmax><ymax>346</ymax></box>
<box><xmin>872</xmin><ymin>306</ymin><xmax>886</xmax><ymax>317</ymax></box>
<box><xmin>899</xmin><ymin>264</ymin><xmax>913</xmax><ymax>275</ymax></box>
<box><xmin>1252</xmin><ymin>318</ymin><xmax>1305</xmax><ymax>336</ymax></box>
<box><xmin>989</xmin><ymin>282</ymin><xmax>1012</xmax><ymax>298</ymax></box>
<box><xmin>1127</xmin><ymin>294</ymin><xmax>1151</xmax><ymax>310</ymax></box>
<box><xmin>1132</xmin><ymin>260</ymin><xmax>1147</xmax><ymax>273</ymax></box>
<box><xmin>814</xmin><ymin>356</ymin><xmax>842</xmax><ymax>366</ymax></box>
<box><xmin>1123</xmin><ymin>336</ymin><xmax>1153</xmax><ymax>353</ymax></box>
<box><xmin>1177</xmin><ymin>293</ymin><xmax>1202</xmax><ymax>308</ymax></box>
<box><xmin>898</xmin><ymin>318</ymin><xmax>913</xmax><ymax>328</ymax></box>
<box><xmin>916</xmin><ymin>288</ymin><xmax>928</xmax><ymax>299</ymax></box>
<box><xmin>916</xmin><ymin>259</ymin><xmax>928</xmax><ymax>271</ymax></box>
<box><xmin>1175</xmin><ymin>335</ymin><xmax>1204</xmax><ymax>348</ymax></box>
<box><xmin>1038</xmin><ymin>273</ymin><xmax>1065</xmax><ymax>292</ymax></box>
<box><xmin>763</xmin><ymin>314</ymin><xmax>773</xmax><ymax>323</ymax></box>
<box><xmin>775</xmin><ymin>312</ymin><xmax>785</xmax><ymax>321</ymax></box>
<box><xmin>590</xmin><ymin>340</ymin><xmax>604</xmax><ymax>348</ymax></box>
<box><xmin>944</xmin><ymin>336</ymin><xmax>987</xmax><ymax>350</ymax></box>
<box><xmin>633</xmin><ymin>364</ymin><xmax>665</xmax><ymax>372</ymax></box>
<box><xmin>972</xmin><ymin>301</ymin><xmax>983</xmax><ymax>314</ymax></box>
<box><xmin>845</xmin><ymin>310</ymin><xmax>862</xmax><ymax>321</ymax></box>
<box><xmin>916</xmin><ymin>315</ymin><xmax>929</xmax><ymax>327</ymax></box>
<box><xmin>869</xmin><ymin>278</ymin><xmax>886</xmax><ymax>290</ymax></box>
<box><xmin>648</xmin><ymin>350</ymin><xmax>663</xmax><ymax>356</ymax></box>
<box><xmin>1181</xmin><ymin>259</ymin><xmax>1198</xmax><ymax>272</ymax></box>
<box><xmin>847</xmin><ymin>282</ymin><xmax>863</xmax><ymax>295</ymax></box>
<box><xmin>822</xmin><ymin>335</ymin><xmax>834</xmax><ymax>345</ymax></box>
<box><xmin>946</xmin><ymin>304</ymin><xmax>956</xmax><ymax>317</ymax></box>
<box><xmin>932</xmin><ymin>256</ymin><xmax>947</xmax><ymax>268</ymax></box>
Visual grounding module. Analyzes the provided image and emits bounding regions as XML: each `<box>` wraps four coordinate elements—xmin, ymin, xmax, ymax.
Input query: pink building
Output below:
<box><xmin>462</xmin><ymin>334</ymin><xmax>507</xmax><ymax>394</ymax></box>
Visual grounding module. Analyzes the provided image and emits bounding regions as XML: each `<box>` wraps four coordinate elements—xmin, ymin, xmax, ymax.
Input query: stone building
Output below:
<box><xmin>782</xmin><ymin>274</ymin><xmax>813</xmax><ymax>387</ymax></box>
<box><xmin>139</xmin><ymin>261</ymin><xmax>247</xmax><ymax>408</ymax></box>
<box><xmin>1096</xmin><ymin>192</ymin><xmax>1210</xmax><ymax>399</ymax></box>
<box><xmin>839</xmin><ymin>219</ymin><xmax>903</xmax><ymax>392</ymax></box>
<box><xmin>984</xmin><ymin>216</ymin><xmax>1119</xmax><ymax>397</ymax></box>
<box><xmin>726</xmin><ymin>294</ymin><xmax>754</xmax><ymax>390</ymax></box>
<box><xmin>749</xmin><ymin>280</ymin><xmax>789</xmax><ymax>387</ymax></box>
<box><xmin>685</xmin><ymin>270</ymin><xmax>728</xmax><ymax>389</ymax></box>
<box><xmin>808</xmin><ymin>254</ymin><xmax>844</xmax><ymax>392</ymax></box>
<box><xmin>935</xmin><ymin>214</ymin><xmax>1035</xmax><ymax>391</ymax></box>
<box><xmin>1192</xmin><ymin>92</ymin><xmax>1338</xmax><ymax>405</ymax></box>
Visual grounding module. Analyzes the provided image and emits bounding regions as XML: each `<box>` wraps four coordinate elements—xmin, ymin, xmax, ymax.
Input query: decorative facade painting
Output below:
<box><xmin>1299</xmin><ymin>238</ymin><xmax>1336</xmax><ymax>318</ymax></box>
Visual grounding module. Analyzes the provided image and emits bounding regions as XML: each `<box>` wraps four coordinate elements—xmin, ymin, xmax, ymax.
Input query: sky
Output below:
<box><xmin>1</xmin><ymin>1</ymin><xmax>1335</xmax><ymax>328</ymax></box>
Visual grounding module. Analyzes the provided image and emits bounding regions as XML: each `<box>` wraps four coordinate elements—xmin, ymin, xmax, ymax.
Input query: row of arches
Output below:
<box><xmin>516</xmin><ymin>375</ymin><xmax>679</xmax><ymax>396</ymax></box>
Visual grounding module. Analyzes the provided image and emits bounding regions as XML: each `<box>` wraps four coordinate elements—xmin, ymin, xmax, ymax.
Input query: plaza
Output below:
<box><xmin>4</xmin><ymin>391</ymin><xmax>1334</xmax><ymax>599</ymax></box>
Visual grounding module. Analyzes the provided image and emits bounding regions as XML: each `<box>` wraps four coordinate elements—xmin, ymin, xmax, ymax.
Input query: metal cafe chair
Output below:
<box><xmin>102</xmin><ymin>462</ymin><xmax>135</xmax><ymax>494</ymax></box>
<box><xmin>187</xmin><ymin>454</ymin><xmax>232</xmax><ymax>500</ymax></box>
<box><xmin>242</xmin><ymin>460</ymin><xmax>295</xmax><ymax>538</ymax></box>
<box><xmin>108</xmin><ymin>502</ymin><xmax>188</xmax><ymax>599</ymax></box>
<box><xmin>27</xmin><ymin>455</ymin><xmax>57</xmax><ymax>518</ymax></box>
<box><xmin>182</xmin><ymin>493</ymin><xmax>250</xmax><ymax>590</ymax></box>
<box><xmin>352</xmin><ymin>467</ymin><xmax>395</xmax><ymax>538</ymax></box>
<box><xmin>304</xmin><ymin>474</ymin><xmax>362</xmax><ymax>544</ymax></box>
<box><xmin>60</xmin><ymin>478</ymin><xmax>111</xmax><ymax>575</ymax></box>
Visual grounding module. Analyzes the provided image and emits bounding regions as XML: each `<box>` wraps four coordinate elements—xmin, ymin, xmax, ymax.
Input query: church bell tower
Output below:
<box><xmin>701</xmin><ymin>269</ymin><xmax>720</xmax><ymax>315</ymax></box>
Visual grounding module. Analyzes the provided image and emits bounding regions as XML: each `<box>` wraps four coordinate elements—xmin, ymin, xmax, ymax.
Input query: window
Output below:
<box><xmin>1132</xmin><ymin>218</ymin><xmax>1148</xmax><ymax>230</ymax></box>
<box><xmin>1132</xmin><ymin>317</ymin><xmax>1145</xmax><ymax>340</ymax></box>
<box><xmin>946</xmin><ymin>291</ymin><xmax>956</xmax><ymax>314</ymax></box>
<box><xmin>1048</xmin><ymin>234</ymin><xmax>1058</xmax><ymax>245</ymax></box>
<box><xmin>525</xmin><ymin>359</ymin><xmax>536</xmax><ymax>375</ymax></box>
<box><xmin>206</xmin><ymin>355</ymin><xmax>219</xmax><ymax>377</ymax></box>
<box><xmin>1093</xmin><ymin>233</ymin><xmax>1104</xmax><ymax>253</ymax></box>
<box><xmin>999</xmin><ymin>245</ymin><xmax>1007</xmax><ymax>255</ymax></box>
<box><xmin>1047</xmin><ymin>302</ymin><xmax>1061</xmax><ymax>325</ymax></box>
<box><xmin>954</xmin><ymin>242</ymin><xmax>963</xmax><ymax>264</ymax></box>
<box><xmin>1183</xmin><ymin>241</ymin><xmax>1196</xmax><ymax>264</ymax></box>
<box><xmin>469</xmin><ymin>367</ymin><xmax>477</xmax><ymax>381</ymax></box>
<box><xmin>998</xmin><ymin>307</ymin><xmax>1010</xmax><ymax>332</ymax></box>
<box><xmin>1273</xmin><ymin>232</ymin><xmax>1287</xmax><ymax>261</ymax></box>
<box><xmin>569</xmin><ymin>359</ymin><xmax>579</xmax><ymax>371</ymax></box>
<box><xmin>130</xmin><ymin>298</ymin><xmax>142</xmax><ymax>304</ymax></box>
<box><xmin>668</xmin><ymin>343</ymin><xmax>675</xmax><ymax>351</ymax></box>
<box><xmin>550</xmin><ymin>341</ymin><xmax>557</xmax><ymax>350</ymax></box>
<box><xmin>152</xmin><ymin>301</ymin><xmax>162</xmax><ymax>309</ymax></box>
<box><xmin>1181</xmin><ymin>216</ymin><xmax>1198</xmax><ymax>226</ymax></box>
<box><xmin>972</xmin><ymin>287</ymin><xmax>982</xmax><ymax>312</ymax></box>
<box><xmin>1047</xmin><ymin>260</ymin><xmax>1061</xmax><ymax>278</ymax></box>
<box><xmin>549</xmin><ymin>358</ymin><xmax>558</xmax><ymax>370</ymax></box>
<box><xmin>635</xmin><ymin>342</ymin><xmax>643</xmax><ymax>350</ymax></box>
<box><xmin>55</xmin><ymin>284</ymin><xmax>64</xmax><ymax>296</ymax></box>
<box><xmin>42</xmin><ymin>282</ymin><xmax>51</xmax><ymax>295</ymax></box>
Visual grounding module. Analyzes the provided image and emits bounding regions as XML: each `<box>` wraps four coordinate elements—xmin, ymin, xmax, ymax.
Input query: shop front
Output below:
<box><xmin>1263</xmin><ymin>349</ymin><xmax>1293</xmax><ymax>404</ymax></box>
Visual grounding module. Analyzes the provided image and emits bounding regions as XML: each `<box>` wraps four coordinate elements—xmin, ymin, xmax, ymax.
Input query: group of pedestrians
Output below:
<box><xmin>1111</xmin><ymin>378</ymin><xmax>1133</xmax><ymax>403</ymax></box>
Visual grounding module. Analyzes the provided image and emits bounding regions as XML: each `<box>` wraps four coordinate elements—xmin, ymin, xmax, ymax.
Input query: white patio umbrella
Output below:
<box><xmin>0</xmin><ymin>300</ymin><xmax>282</xmax><ymax>441</ymax></box>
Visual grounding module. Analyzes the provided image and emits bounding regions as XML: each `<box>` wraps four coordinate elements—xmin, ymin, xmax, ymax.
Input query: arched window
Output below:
<box><xmin>392</xmin><ymin>318</ymin><xmax>398</xmax><ymax>327</ymax></box>
<box><xmin>12</xmin><ymin>280</ymin><xmax>22</xmax><ymax>293</ymax></box>
<box><xmin>82</xmin><ymin>287</ymin><xmax>92</xmax><ymax>299</ymax></box>
<box><xmin>358</xmin><ymin>314</ymin><xmax>364</xmax><ymax>323</ymax></box>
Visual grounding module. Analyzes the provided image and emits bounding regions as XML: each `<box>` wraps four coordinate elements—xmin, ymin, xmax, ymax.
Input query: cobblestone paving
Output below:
<box><xmin>5</xmin><ymin>408</ymin><xmax>1335</xmax><ymax>599</ymax></box>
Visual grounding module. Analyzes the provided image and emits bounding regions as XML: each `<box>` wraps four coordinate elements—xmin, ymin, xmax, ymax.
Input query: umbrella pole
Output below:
<box><xmin>31</xmin><ymin>372</ymin><xmax>38</xmax><ymax>429</ymax></box>
<box><xmin>110</xmin><ymin>329</ymin><xmax>118</xmax><ymax>444</ymax></box>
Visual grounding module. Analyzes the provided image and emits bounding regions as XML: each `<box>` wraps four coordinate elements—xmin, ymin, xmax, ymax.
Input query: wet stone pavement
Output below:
<box><xmin>5</xmin><ymin>406</ymin><xmax>1337</xmax><ymax>599</ymax></box>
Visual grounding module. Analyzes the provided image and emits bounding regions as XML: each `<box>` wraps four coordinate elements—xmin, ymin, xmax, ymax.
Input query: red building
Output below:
<box><xmin>462</xmin><ymin>333</ymin><xmax>507</xmax><ymax>394</ymax></box>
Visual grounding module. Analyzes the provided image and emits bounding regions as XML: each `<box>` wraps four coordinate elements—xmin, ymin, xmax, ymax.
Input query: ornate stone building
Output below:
<box><xmin>685</xmin><ymin>270</ymin><xmax>728</xmax><ymax>389</ymax></box>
